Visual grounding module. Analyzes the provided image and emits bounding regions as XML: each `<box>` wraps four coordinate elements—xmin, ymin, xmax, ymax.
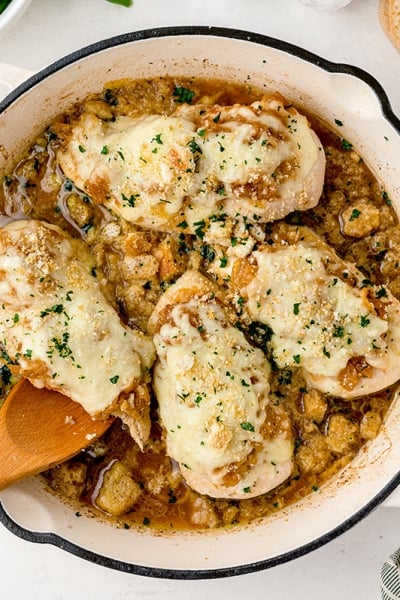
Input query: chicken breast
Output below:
<box><xmin>149</xmin><ymin>270</ymin><xmax>293</xmax><ymax>500</ymax></box>
<box><xmin>57</xmin><ymin>94</ymin><xmax>325</xmax><ymax>238</ymax></box>
<box><xmin>0</xmin><ymin>219</ymin><xmax>155</xmax><ymax>447</ymax></box>
<box><xmin>233</xmin><ymin>224</ymin><xmax>400</xmax><ymax>399</ymax></box>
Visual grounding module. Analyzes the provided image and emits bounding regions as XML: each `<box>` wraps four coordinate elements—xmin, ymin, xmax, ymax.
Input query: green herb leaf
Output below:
<box><xmin>106</xmin><ymin>0</ymin><xmax>133</xmax><ymax>7</ymax></box>
<box><xmin>151</xmin><ymin>133</ymin><xmax>163</xmax><ymax>145</ymax></box>
<box><xmin>122</xmin><ymin>192</ymin><xmax>139</xmax><ymax>207</ymax></box>
<box><xmin>376</xmin><ymin>286</ymin><xmax>388</xmax><ymax>299</ymax></box>
<box><xmin>241</xmin><ymin>421</ymin><xmax>255</xmax><ymax>432</ymax></box>
<box><xmin>0</xmin><ymin>0</ymin><xmax>12</xmax><ymax>15</ymax></box>
<box><xmin>193</xmin><ymin>220</ymin><xmax>206</xmax><ymax>239</ymax></box>
<box><xmin>173</xmin><ymin>86</ymin><xmax>195</xmax><ymax>104</ymax></box>
<box><xmin>360</xmin><ymin>315</ymin><xmax>370</xmax><ymax>328</ymax></box>
<box><xmin>333</xmin><ymin>325</ymin><xmax>345</xmax><ymax>338</ymax></box>
<box><xmin>349</xmin><ymin>208</ymin><xmax>361</xmax><ymax>221</ymax></box>
<box><xmin>40</xmin><ymin>304</ymin><xmax>64</xmax><ymax>317</ymax></box>
<box><xmin>322</xmin><ymin>346</ymin><xmax>331</xmax><ymax>358</ymax></box>
<box><xmin>341</xmin><ymin>139</ymin><xmax>353</xmax><ymax>151</ymax></box>
<box><xmin>187</xmin><ymin>139</ymin><xmax>203</xmax><ymax>154</ymax></box>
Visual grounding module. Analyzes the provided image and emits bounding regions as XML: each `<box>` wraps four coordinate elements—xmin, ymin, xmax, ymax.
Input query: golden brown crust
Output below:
<box><xmin>379</xmin><ymin>0</ymin><xmax>400</xmax><ymax>52</ymax></box>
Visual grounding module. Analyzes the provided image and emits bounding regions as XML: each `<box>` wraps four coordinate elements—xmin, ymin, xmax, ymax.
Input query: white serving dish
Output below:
<box><xmin>0</xmin><ymin>26</ymin><xmax>400</xmax><ymax>579</ymax></box>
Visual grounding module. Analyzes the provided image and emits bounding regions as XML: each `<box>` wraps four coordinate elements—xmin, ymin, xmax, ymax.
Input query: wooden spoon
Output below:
<box><xmin>0</xmin><ymin>379</ymin><xmax>113</xmax><ymax>491</ymax></box>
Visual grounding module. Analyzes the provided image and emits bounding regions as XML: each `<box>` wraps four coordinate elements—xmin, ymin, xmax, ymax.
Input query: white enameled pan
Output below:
<box><xmin>0</xmin><ymin>27</ymin><xmax>400</xmax><ymax>579</ymax></box>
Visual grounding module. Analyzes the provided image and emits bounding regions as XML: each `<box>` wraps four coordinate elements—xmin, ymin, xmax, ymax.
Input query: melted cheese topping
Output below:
<box><xmin>58</xmin><ymin>113</ymin><xmax>198</xmax><ymax>230</ymax></box>
<box><xmin>57</xmin><ymin>94</ymin><xmax>325</xmax><ymax>235</ymax></box>
<box><xmin>151</xmin><ymin>270</ymin><xmax>293</xmax><ymax>499</ymax></box>
<box><xmin>241</xmin><ymin>227</ymin><xmax>400</xmax><ymax>397</ymax></box>
<box><xmin>0</xmin><ymin>220</ymin><xmax>155</xmax><ymax>415</ymax></box>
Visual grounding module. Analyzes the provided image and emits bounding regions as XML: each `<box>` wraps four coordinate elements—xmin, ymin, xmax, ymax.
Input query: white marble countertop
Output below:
<box><xmin>1</xmin><ymin>0</ymin><xmax>400</xmax><ymax>598</ymax></box>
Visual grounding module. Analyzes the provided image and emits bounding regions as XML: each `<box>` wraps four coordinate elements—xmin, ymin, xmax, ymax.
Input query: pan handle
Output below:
<box><xmin>0</xmin><ymin>62</ymin><xmax>35</xmax><ymax>100</ymax></box>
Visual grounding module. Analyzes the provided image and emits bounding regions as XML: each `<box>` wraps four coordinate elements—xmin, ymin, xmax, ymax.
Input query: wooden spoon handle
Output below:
<box><xmin>0</xmin><ymin>379</ymin><xmax>113</xmax><ymax>490</ymax></box>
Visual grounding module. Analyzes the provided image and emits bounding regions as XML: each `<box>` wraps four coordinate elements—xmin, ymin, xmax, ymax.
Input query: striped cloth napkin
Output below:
<box><xmin>381</xmin><ymin>548</ymin><xmax>400</xmax><ymax>599</ymax></box>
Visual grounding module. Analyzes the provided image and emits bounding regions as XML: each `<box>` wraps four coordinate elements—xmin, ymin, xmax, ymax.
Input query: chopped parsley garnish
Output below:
<box><xmin>376</xmin><ymin>286</ymin><xmax>388</xmax><ymax>299</ymax></box>
<box><xmin>173</xmin><ymin>86</ymin><xmax>195</xmax><ymax>104</ymax></box>
<box><xmin>216</xmin><ymin>184</ymin><xmax>226</xmax><ymax>196</ymax></box>
<box><xmin>193</xmin><ymin>219</ymin><xmax>206</xmax><ymax>239</ymax></box>
<box><xmin>322</xmin><ymin>346</ymin><xmax>331</xmax><ymax>358</ymax></box>
<box><xmin>40</xmin><ymin>304</ymin><xmax>64</xmax><ymax>317</ymax></box>
<box><xmin>122</xmin><ymin>192</ymin><xmax>139</xmax><ymax>207</ymax></box>
<box><xmin>349</xmin><ymin>208</ymin><xmax>361</xmax><ymax>221</ymax></box>
<box><xmin>151</xmin><ymin>133</ymin><xmax>163</xmax><ymax>145</ymax></box>
<box><xmin>293</xmin><ymin>302</ymin><xmax>301</xmax><ymax>315</ymax></box>
<box><xmin>110</xmin><ymin>375</ymin><xmax>119</xmax><ymax>384</ymax></box>
<box><xmin>50</xmin><ymin>332</ymin><xmax>72</xmax><ymax>358</ymax></box>
<box><xmin>341</xmin><ymin>138</ymin><xmax>353</xmax><ymax>151</ymax></box>
<box><xmin>241</xmin><ymin>422</ymin><xmax>255</xmax><ymax>432</ymax></box>
<box><xmin>333</xmin><ymin>325</ymin><xmax>345</xmax><ymax>338</ymax></box>
<box><xmin>187</xmin><ymin>139</ymin><xmax>203</xmax><ymax>154</ymax></box>
<box><xmin>360</xmin><ymin>315</ymin><xmax>370</xmax><ymax>328</ymax></box>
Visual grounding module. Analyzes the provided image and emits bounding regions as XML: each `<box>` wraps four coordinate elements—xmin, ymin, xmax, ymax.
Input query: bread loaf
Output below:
<box><xmin>380</xmin><ymin>0</ymin><xmax>400</xmax><ymax>52</ymax></box>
